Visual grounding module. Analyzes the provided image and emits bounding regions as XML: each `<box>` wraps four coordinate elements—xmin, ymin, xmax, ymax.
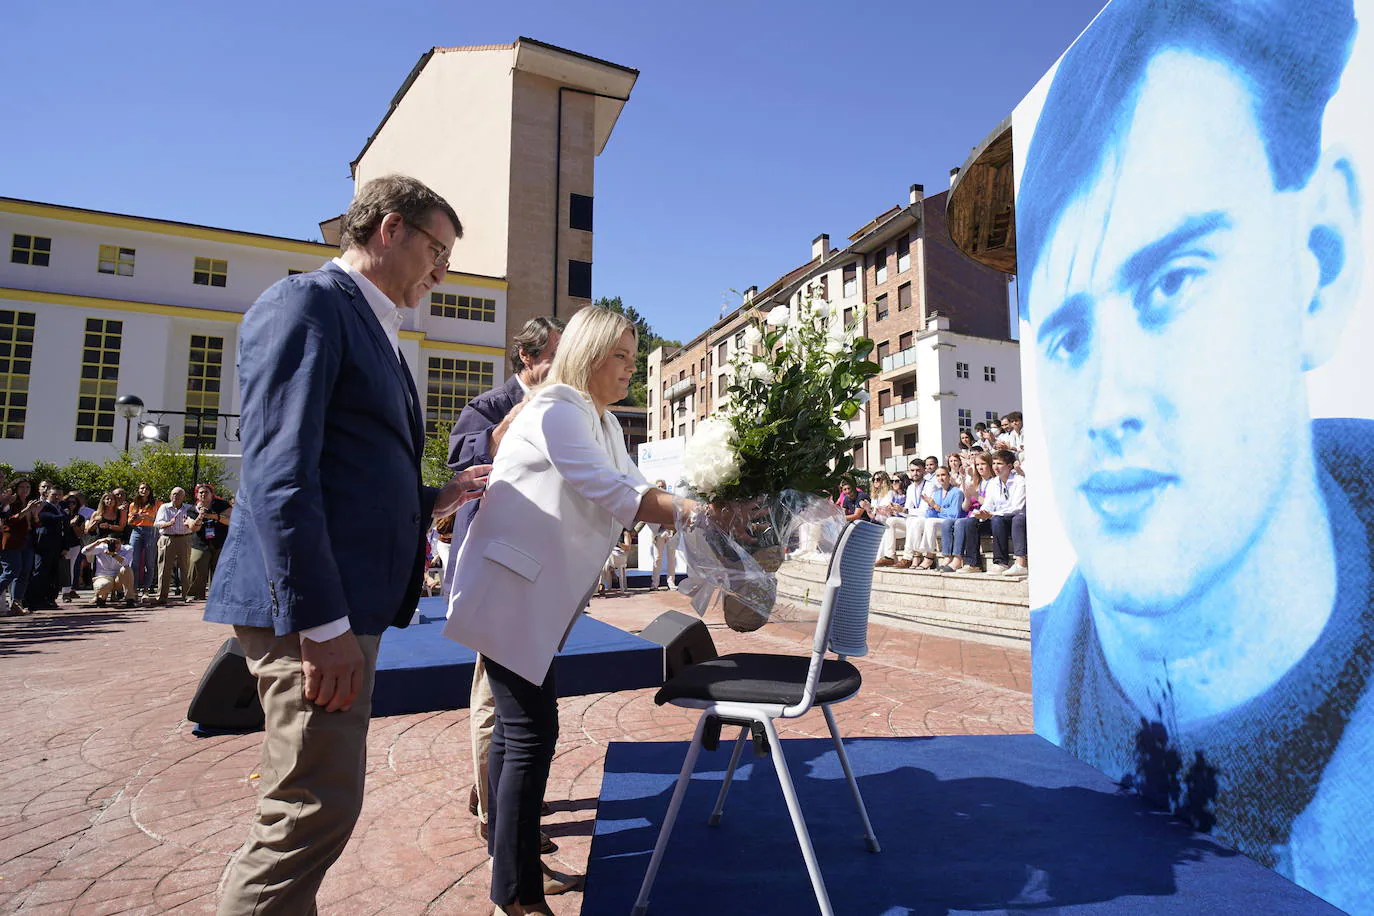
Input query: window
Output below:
<box><xmin>879</xmin><ymin>438</ymin><xmax>892</xmax><ymax>462</ymax></box>
<box><xmin>898</xmin><ymin>331</ymin><xmax>913</xmax><ymax>351</ymax></box>
<box><xmin>717</xmin><ymin>341</ymin><xmax>727</xmax><ymax>364</ymax></box>
<box><xmin>874</xmin><ymin>247</ymin><xmax>887</xmax><ymax>284</ymax></box>
<box><xmin>956</xmin><ymin>361</ymin><xmax>969</xmax><ymax>379</ymax></box>
<box><xmin>568</xmin><ymin>260</ymin><xmax>592</xmax><ymax>299</ymax></box>
<box><xmin>843</xmin><ymin>263</ymin><xmax>858</xmax><ymax>298</ymax></box>
<box><xmin>678</xmin><ymin>424</ymin><xmax>686</xmax><ymax>438</ymax></box>
<box><xmin>842</xmin><ymin>307</ymin><xmax>853</xmax><ymax>328</ymax></box>
<box><xmin>897</xmin><ymin>235</ymin><xmax>911</xmax><ymax>272</ymax></box>
<box><xmin>900</xmin><ymin>380</ymin><xmax>915</xmax><ymax>400</ymax></box>
<box><xmin>734</xmin><ymin>330</ymin><xmax>745</xmax><ymax>350</ymax></box>
<box><xmin>986</xmin><ymin>411</ymin><xmax>1000</xmax><ymax>425</ymax></box>
<box><xmin>430</xmin><ymin>291</ymin><xmax>497</xmax><ymax>322</ymax></box>
<box><xmin>958</xmin><ymin>408</ymin><xmax>973</xmax><ymax>432</ymax></box>
<box><xmin>569</xmin><ymin>193</ymin><xmax>594</xmax><ymax>231</ymax></box>
<box><xmin>902</xmin><ymin>432</ymin><xmax>917</xmax><ymax>451</ymax></box>
<box><xmin>76</xmin><ymin>318</ymin><xmax>122</xmax><ymax>442</ymax></box>
<box><xmin>0</xmin><ymin>310</ymin><xmax>36</xmax><ymax>439</ymax></box>
<box><xmin>984</xmin><ymin>365</ymin><xmax>997</xmax><ymax>382</ymax></box>
<box><xmin>193</xmin><ymin>257</ymin><xmax>228</xmax><ymax>287</ymax></box>
<box><xmin>876</xmin><ymin>341</ymin><xmax>890</xmax><ymax>361</ymax></box>
<box><xmin>897</xmin><ymin>282</ymin><xmax>912</xmax><ymax>312</ymax></box>
<box><xmin>185</xmin><ymin>335</ymin><xmax>225</xmax><ymax>449</ymax></box>
<box><xmin>98</xmin><ymin>244</ymin><xmax>135</xmax><ymax>277</ymax></box>
<box><xmin>878</xmin><ymin>390</ymin><xmax>891</xmax><ymax>411</ymax></box>
<box><xmin>875</xmin><ymin>294</ymin><xmax>888</xmax><ymax>322</ymax></box>
<box><xmin>425</xmin><ymin>357</ymin><xmax>494</xmax><ymax>436</ymax></box>
<box><xmin>11</xmin><ymin>234</ymin><xmax>51</xmax><ymax>267</ymax></box>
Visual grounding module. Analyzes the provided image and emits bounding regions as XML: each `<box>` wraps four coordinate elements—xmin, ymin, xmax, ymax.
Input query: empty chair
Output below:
<box><xmin>632</xmin><ymin>518</ymin><xmax>886</xmax><ymax>916</ymax></box>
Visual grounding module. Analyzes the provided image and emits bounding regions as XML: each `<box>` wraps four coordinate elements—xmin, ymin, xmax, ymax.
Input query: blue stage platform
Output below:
<box><xmin>371</xmin><ymin>596</ymin><xmax>663</xmax><ymax>717</ymax></box>
<box><xmin>583</xmin><ymin>734</ymin><xmax>1341</xmax><ymax>915</ymax></box>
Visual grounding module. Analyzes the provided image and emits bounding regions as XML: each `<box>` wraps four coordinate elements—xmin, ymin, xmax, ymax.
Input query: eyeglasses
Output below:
<box><xmin>404</xmin><ymin>220</ymin><xmax>451</xmax><ymax>268</ymax></box>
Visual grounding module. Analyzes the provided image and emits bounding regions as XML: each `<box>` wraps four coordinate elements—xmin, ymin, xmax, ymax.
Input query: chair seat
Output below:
<box><xmin>653</xmin><ymin>653</ymin><xmax>862</xmax><ymax>707</ymax></box>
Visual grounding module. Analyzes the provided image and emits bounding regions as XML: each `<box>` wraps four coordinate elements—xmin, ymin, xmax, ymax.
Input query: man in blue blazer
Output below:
<box><xmin>206</xmin><ymin>175</ymin><xmax>489</xmax><ymax>915</ymax></box>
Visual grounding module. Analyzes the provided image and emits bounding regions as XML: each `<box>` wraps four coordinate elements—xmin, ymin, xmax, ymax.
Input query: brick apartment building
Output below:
<box><xmin>648</xmin><ymin>184</ymin><xmax>1020</xmax><ymax>475</ymax></box>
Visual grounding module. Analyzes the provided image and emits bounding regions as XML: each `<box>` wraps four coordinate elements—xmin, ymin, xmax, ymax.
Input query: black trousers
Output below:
<box><xmin>990</xmin><ymin>511</ymin><xmax>1028</xmax><ymax>563</ymax></box>
<box><xmin>485</xmin><ymin>656</ymin><xmax>559</xmax><ymax>906</ymax></box>
<box><xmin>30</xmin><ymin>548</ymin><xmax>62</xmax><ymax>606</ymax></box>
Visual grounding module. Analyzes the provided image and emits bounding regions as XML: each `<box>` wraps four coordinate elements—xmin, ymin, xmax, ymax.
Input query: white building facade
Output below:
<box><xmin>0</xmin><ymin>198</ymin><xmax>508</xmax><ymax>477</ymax></box>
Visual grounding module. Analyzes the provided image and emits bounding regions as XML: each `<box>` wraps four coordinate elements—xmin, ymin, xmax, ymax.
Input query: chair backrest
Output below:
<box><xmin>786</xmin><ymin>519</ymin><xmax>884</xmax><ymax>716</ymax></box>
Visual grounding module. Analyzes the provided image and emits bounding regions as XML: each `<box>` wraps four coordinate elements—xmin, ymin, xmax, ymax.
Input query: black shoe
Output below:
<box><xmin>95</xmin><ymin>598</ymin><xmax>107</xmax><ymax>608</ymax></box>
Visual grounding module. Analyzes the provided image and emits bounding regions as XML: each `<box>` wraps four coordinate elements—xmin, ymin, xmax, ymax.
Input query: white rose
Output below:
<box><xmin>766</xmin><ymin>305</ymin><xmax>790</xmax><ymax>327</ymax></box>
<box><xmin>683</xmin><ymin>417</ymin><xmax>742</xmax><ymax>495</ymax></box>
<box><xmin>747</xmin><ymin>360</ymin><xmax>772</xmax><ymax>382</ymax></box>
<box><xmin>742</xmin><ymin>324</ymin><xmax>762</xmax><ymax>349</ymax></box>
<box><xmin>825</xmin><ymin>336</ymin><xmax>845</xmax><ymax>355</ymax></box>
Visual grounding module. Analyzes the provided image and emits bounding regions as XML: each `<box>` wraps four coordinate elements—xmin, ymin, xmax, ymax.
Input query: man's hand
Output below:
<box><xmin>433</xmin><ymin>464</ymin><xmax>493</xmax><ymax>518</ymax></box>
<box><xmin>300</xmin><ymin>629</ymin><xmax>365</xmax><ymax>712</ymax></box>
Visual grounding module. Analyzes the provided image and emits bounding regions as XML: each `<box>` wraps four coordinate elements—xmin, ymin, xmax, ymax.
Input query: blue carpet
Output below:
<box><xmin>370</xmin><ymin>597</ymin><xmax>663</xmax><ymax>716</ymax></box>
<box><xmin>584</xmin><ymin>734</ymin><xmax>1341</xmax><ymax>915</ymax></box>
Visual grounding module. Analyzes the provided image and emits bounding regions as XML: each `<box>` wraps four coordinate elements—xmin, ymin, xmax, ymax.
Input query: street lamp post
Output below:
<box><xmin>115</xmin><ymin>394</ymin><xmax>145</xmax><ymax>454</ymax></box>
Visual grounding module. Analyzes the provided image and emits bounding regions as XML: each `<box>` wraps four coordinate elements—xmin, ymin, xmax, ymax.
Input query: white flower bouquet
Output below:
<box><xmin>675</xmin><ymin>292</ymin><xmax>879</xmax><ymax>631</ymax></box>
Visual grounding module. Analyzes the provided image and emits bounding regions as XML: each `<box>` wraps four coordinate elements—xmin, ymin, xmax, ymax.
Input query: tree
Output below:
<box><xmin>21</xmin><ymin>443</ymin><xmax>231</xmax><ymax>501</ymax></box>
<box><xmin>595</xmin><ymin>295</ymin><xmax>680</xmax><ymax>407</ymax></box>
<box><xmin>422</xmin><ymin>420</ymin><xmax>454</xmax><ymax>488</ymax></box>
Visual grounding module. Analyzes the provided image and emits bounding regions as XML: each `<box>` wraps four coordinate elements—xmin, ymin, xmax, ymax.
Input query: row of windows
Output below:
<box><xmin>0</xmin><ymin>310</ymin><xmax>35</xmax><ymax>439</ymax></box>
<box><xmin>430</xmin><ymin>292</ymin><xmax>496</xmax><ymax>323</ymax></box>
<box><xmin>957</xmin><ymin>409</ymin><xmax>1002</xmax><ymax>433</ymax></box>
<box><xmin>954</xmin><ymin>362</ymin><xmax>998</xmax><ymax>382</ymax></box>
<box><xmin>424</xmin><ymin>357</ymin><xmax>495</xmax><ymax>437</ymax></box>
<box><xmin>873</xmin><ymin>281</ymin><xmax>914</xmax><ymax>322</ymax></box>
<box><xmin>11</xmin><ymin>233</ymin><xmax>230</xmax><ymax>287</ymax></box>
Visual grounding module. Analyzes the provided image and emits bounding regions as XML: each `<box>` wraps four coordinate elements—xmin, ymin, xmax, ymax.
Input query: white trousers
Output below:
<box><xmin>903</xmin><ymin>515</ymin><xmax>931</xmax><ymax>558</ymax></box>
<box><xmin>878</xmin><ymin>516</ymin><xmax>907</xmax><ymax>559</ymax></box>
<box><xmin>652</xmin><ymin>534</ymin><xmax>677</xmax><ymax>587</ymax></box>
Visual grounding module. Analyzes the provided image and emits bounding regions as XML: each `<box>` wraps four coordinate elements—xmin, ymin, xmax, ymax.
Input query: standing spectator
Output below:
<box><xmin>88</xmin><ymin>492</ymin><xmax>126</xmax><ymax>543</ymax></box>
<box><xmin>83</xmin><ymin>537</ymin><xmax>137</xmax><ymax>608</ymax></box>
<box><xmin>111</xmin><ymin>487</ymin><xmax>132</xmax><ymax>542</ymax></box>
<box><xmin>126</xmin><ymin>483</ymin><xmax>161</xmax><ymax>594</ymax></box>
<box><xmin>151</xmin><ymin>487</ymin><xmax>193</xmax><ymax>606</ymax></box>
<box><xmin>28</xmin><ymin>484</ymin><xmax>67</xmax><ymax>610</ymax></box>
<box><xmin>0</xmin><ymin>479</ymin><xmax>39</xmax><ymax>615</ymax></box>
<box><xmin>649</xmin><ymin>479</ymin><xmax>678</xmax><ymax>590</ymax></box>
<box><xmin>186</xmin><ymin>483</ymin><xmax>231</xmax><ymax>600</ymax></box>
<box><xmin>60</xmin><ymin>493</ymin><xmax>86</xmax><ymax>601</ymax></box>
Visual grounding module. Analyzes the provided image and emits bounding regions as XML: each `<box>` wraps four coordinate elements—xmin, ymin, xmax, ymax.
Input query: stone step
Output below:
<box><xmin>775</xmin><ymin>558</ymin><xmax>1030</xmax><ymax>644</ymax></box>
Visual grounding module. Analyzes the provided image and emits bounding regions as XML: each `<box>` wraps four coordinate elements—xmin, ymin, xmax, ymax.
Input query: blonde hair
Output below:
<box><xmin>543</xmin><ymin>306</ymin><xmax>636</xmax><ymax>398</ymax></box>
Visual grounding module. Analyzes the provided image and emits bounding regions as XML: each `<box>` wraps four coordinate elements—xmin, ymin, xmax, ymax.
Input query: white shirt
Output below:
<box><xmin>303</xmin><ymin>261</ymin><xmax>411</xmax><ymax>644</ymax></box>
<box><xmin>332</xmin><ymin>257</ymin><xmax>404</xmax><ymax>360</ymax></box>
<box><xmin>981</xmin><ymin>472</ymin><xmax>1027</xmax><ymax>516</ymax></box>
<box><xmin>83</xmin><ymin>541</ymin><xmax>127</xmax><ymax>578</ymax></box>
<box><xmin>154</xmin><ymin>502</ymin><xmax>192</xmax><ymax>535</ymax></box>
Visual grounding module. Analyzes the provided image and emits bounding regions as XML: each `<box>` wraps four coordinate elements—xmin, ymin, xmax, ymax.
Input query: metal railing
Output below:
<box><xmin>881</xmin><ymin>400</ymin><xmax>919</xmax><ymax>425</ymax></box>
<box><xmin>880</xmin><ymin>346</ymin><xmax>918</xmax><ymax>374</ymax></box>
<box><xmin>665</xmin><ymin>378</ymin><xmax>695</xmax><ymax>402</ymax></box>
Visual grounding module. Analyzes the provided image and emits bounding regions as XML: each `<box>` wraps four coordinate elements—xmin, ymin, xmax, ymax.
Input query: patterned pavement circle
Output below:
<box><xmin>0</xmin><ymin>588</ymin><xmax>1030</xmax><ymax>914</ymax></box>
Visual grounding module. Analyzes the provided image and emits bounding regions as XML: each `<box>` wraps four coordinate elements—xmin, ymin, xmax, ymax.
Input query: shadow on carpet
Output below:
<box><xmin>583</xmin><ymin>733</ymin><xmax>1340</xmax><ymax>915</ymax></box>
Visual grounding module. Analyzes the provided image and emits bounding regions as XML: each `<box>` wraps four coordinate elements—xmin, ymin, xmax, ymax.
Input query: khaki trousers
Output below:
<box><xmin>217</xmin><ymin>627</ymin><xmax>381</xmax><ymax>916</ymax></box>
<box><xmin>156</xmin><ymin>534</ymin><xmax>192</xmax><ymax>601</ymax></box>
<box><xmin>470</xmin><ymin>653</ymin><xmax>496</xmax><ymax>824</ymax></box>
<box><xmin>92</xmin><ymin>567</ymin><xmax>134</xmax><ymax>600</ymax></box>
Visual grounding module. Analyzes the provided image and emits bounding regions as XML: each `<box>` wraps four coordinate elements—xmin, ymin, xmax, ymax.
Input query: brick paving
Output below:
<box><xmin>0</xmin><ymin>588</ymin><xmax>1030</xmax><ymax>914</ymax></box>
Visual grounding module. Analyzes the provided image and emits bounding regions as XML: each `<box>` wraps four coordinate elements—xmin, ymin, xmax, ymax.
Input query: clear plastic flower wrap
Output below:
<box><xmin>672</xmin><ymin>489</ymin><xmax>846</xmax><ymax>633</ymax></box>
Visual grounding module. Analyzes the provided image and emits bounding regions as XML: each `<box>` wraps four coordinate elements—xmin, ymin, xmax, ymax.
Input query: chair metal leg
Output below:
<box><xmin>823</xmin><ymin>704</ymin><xmax>881</xmax><ymax>853</ymax></box>
<box><xmin>761</xmin><ymin>717</ymin><xmax>834</xmax><ymax>916</ymax></box>
<box><xmin>708</xmin><ymin>727</ymin><xmax>750</xmax><ymax>826</ymax></box>
<box><xmin>632</xmin><ymin>712</ymin><xmax>711</xmax><ymax>916</ymax></box>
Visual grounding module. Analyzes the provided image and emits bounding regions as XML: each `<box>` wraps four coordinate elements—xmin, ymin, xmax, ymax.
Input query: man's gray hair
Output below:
<box><xmin>338</xmin><ymin>174</ymin><xmax>463</xmax><ymax>252</ymax></box>
<box><xmin>510</xmin><ymin>316</ymin><xmax>565</xmax><ymax>372</ymax></box>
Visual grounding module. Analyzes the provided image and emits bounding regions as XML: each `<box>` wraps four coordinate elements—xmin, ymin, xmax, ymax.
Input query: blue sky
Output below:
<box><xmin>2</xmin><ymin>0</ymin><xmax>1105</xmax><ymax>343</ymax></box>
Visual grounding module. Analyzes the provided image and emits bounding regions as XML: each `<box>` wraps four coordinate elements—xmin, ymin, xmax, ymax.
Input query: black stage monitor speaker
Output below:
<box><xmin>639</xmin><ymin>610</ymin><xmax>718</xmax><ymax>682</ymax></box>
<box><xmin>187</xmin><ymin>637</ymin><xmax>264</xmax><ymax>731</ymax></box>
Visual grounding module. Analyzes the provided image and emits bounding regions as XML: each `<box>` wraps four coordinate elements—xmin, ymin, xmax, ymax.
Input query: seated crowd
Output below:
<box><xmin>0</xmin><ymin>473</ymin><xmax>232</xmax><ymax>615</ymax></box>
<box><xmin>837</xmin><ymin>412</ymin><xmax>1028</xmax><ymax>577</ymax></box>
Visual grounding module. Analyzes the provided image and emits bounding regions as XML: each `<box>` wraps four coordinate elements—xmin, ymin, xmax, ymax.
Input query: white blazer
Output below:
<box><xmin>442</xmin><ymin>384</ymin><xmax>651</xmax><ymax>684</ymax></box>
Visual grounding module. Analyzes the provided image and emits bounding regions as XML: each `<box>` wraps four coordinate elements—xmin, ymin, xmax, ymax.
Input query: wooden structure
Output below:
<box><xmin>946</xmin><ymin>117</ymin><xmax>1018</xmax><ymax>274</ymax></box>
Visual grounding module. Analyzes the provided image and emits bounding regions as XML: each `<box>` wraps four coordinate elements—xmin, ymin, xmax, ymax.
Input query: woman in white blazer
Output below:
<box><xmin>444</xmin><ymin>306</ymin><xmax>723</xmax><ymax>916</ymax></box>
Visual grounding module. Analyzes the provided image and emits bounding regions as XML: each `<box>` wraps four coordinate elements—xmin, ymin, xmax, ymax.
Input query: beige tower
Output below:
<box><xmin>347</xmin><ymin>38</ymin><xmax>638</xmax><ymax>336</ymax></box>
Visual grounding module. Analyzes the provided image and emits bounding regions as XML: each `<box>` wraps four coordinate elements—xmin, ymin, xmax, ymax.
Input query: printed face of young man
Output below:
<box><xmin>1025</xmin><ymin>49</ymin><xmax>1341</xmax><ymax>616</ymax></box>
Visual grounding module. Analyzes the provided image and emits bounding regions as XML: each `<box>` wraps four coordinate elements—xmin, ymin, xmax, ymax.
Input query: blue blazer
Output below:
<box><xmin>204</xmin><ymin>263</ymin><xmax>437</xmax><ymax>636</ymax></box>
<box><xmin>446</xmin><ymin>372</ymin><xmax>524</xmax><ymax>471</ymax></box>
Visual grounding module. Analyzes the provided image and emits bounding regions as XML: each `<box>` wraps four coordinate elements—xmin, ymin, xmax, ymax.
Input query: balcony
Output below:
<box><xmin>879</xmin><ymin>346</ymin><xmax>918</xmax><ymax>382</ymax></box>
<box><xmin>665</xmin><ymin>378</ymin><xmax>695</xmax><ymax>402</ymax></box>
<box><xmin>879</xmin><ymin>399</ymin><xmax>919</xmax><ymax>430</ymax></box>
